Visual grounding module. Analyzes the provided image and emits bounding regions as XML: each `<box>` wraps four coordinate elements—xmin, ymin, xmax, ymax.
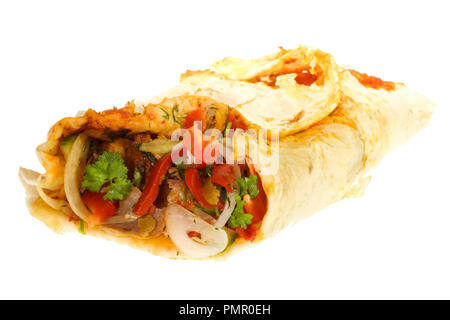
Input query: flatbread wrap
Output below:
<box><xmin>19</xmin><ymin>46</ymin><xmax>434</xmax><ymax>259</ymax></box>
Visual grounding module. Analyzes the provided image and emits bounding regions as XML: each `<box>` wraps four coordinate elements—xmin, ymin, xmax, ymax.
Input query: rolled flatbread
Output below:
<box><xmin>19</xmin><ymin>46</ymin><xmax>434</xmax><ymax>259</ymax></box>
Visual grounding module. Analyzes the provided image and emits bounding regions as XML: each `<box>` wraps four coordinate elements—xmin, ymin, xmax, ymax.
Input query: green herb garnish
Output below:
<box><xmin>81</xmin><ymin>151</ymin><xmax>132</xmax><ymax>201</ymax></box>
<box><xmin>78</xmin><ymin>220</ymin><xmax>86</xmax><ymax>235</ymax></box>
<box><xmin>224</xmin><ymin>106</ymin><xmax>231</xmax><ymax>137</ymax></box>
<box><xmin>172</xmin><ymin>105</ymin><xmax>187</xmax><ymax>127</ymax></box>
<box><xmin>227</xmin><ymin>194</ymin><xmax>253</xmax><ymax>229</ymax></box>
<box><xmin>160</xmin><ymin>107</ymin><xmax>170</xmax><ymax>120</ymax></box>
<box><xmin>236</xmin><ymin>174</ymin><xmax>259</xmax><ymax>198</ymax></box>
<box><xmin>224</xmin><ymin>121</ymin><xmax>232</xmax><ymax>137</ymax></box>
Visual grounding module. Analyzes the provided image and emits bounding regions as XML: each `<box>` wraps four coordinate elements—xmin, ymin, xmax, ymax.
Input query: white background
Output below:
<box><xmin>1</xmin><ymin>0</ymin><xmax>449</xmax><ymax>299</ymax></box>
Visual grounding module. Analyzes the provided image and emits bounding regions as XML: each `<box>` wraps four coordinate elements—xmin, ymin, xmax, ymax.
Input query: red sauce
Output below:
<box><xmin>251</xmin><ymin>69</ymin><xmax>317</xmax><ymax>88</ymax></box>
<box><xmin>68</xmin><ymin>216</ymin><xmax>80</xmax><ymax>222</ymax></box>
<box><xmin>188</xmin><ymin>231</ymin><xmax>202</xmax><ymax>239</ymax></box>
<box><xmin>349</xmin><ymin>69</ymin><xmax>396</xmax><ymax>91</ymax></box>
<box><xmin>294</xmin><ymin>70</ymin><xmax>317</xmax><ymax>86</ymax></box>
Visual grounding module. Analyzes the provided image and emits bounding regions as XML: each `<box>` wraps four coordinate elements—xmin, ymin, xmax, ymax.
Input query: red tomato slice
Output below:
<box><xmin>82</xmin><ymin>190</ymin><xmax>117</xmax><ymax>226</ymax></box>
<box><xmin>133</xmin><ymin>153</ymin><xmax>172</xmax><ymax>216</ymax></box>
<box><xmin>211</xmin><ymin>164</ymin><xmax>235</xmax><ymax>192</ymax></box>
<box><xmin>185</xmin><ymin>167</ymin><xmax>215</xmax><ymax>209</ymax></box>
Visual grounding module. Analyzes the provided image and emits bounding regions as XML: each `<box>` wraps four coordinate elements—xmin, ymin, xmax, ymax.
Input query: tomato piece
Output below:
<box><xmin>133</xmin><ymin>153</ymin><xmax>172</xmax><ymax>216</ymax></box>
<box><xmin>229</xmin><ymin>110</ymin><xmax>248</xmax><ymax>131</ymax></box>
<box><xmin>184</xmin><ymin>108</ymin><xmax>206</xmax><ymax>129</ymax></box>
<box><xmin>232</xmin><ymin>165</ymin><xmax>268</xmax><ymax>242</ymax></box>
<box><xmin>211</xmin><ymin>164</ymin><xmax>235</xmax><ymax>192</ymax></box>
<box><xmin>82</xmin><ymin>190</ymin><xmax>117</xmax><ymax>226</ymax></box>
<box><xmin>185</xmin><ymin>167</ymin><xmax>215</xmax><ymax>209</ymax></box>
<box><xmin>182</xmin><ymin>124</ymin><xmax>219</xmax><ymax>167</ymax></box>
<box><xmin>243</xmin><ymin>194</ymin><xmax>266</xmax><ymax>224</ymax></box>
<box><xmin>182</xmin><ymin>125</ymin><xmax>203</xmax><ymax>166</ymax></box>
<box><xmin>236</xmin><ymin>224</ymin><xmax>258</xmax><ymax>242</ymax></box>
<box><xmin>242</xmin><ymin>166</ymin><xmax>267</xmax><ymax>224</ymax></box>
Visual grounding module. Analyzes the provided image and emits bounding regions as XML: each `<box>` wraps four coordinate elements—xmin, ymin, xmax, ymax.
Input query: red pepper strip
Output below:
<box><xmin>236</xmin><ymin>224</ymin><xmax>258</xmax><ymax>242</ymax></box>
<box><xmin>211</xmin><ymin>164</ymin><xmax>235</xmax><ymax>192</ymax></box>
<box><xmin>184</xmin><ymin>107</ymin><xmax>206</xmax><ymax>129</ymax></box>
<box><xmin>182</xmin><ymin>125</ymin><xmax>219</xmax><ymax>168</ymax></box>
<box><xmin>133</xmin><ymin>153</ymin><xmax>172</xmax><ymax>216</ymax></box>
<box><xmin>182</xmin><ymin>126</ymin><xmax>203</xmax><ymax>166</ymax></box>
<box><xmin>82</xmin><ymin>190</ymin><xmax>117</xmax><ymax>226</ymax></box>
<box><xmin>184</xmin><ymin>167</ymin><xmax>215</xmax><ymax>209</ymax></box>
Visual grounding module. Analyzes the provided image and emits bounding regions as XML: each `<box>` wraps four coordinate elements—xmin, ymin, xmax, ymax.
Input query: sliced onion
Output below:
<box><xmin>192</xmin><ymin>207</ymin><xmax>217</xmax><ymax>225</ymax></box>
<box><xmin>19</xmin><ymin>167</ymin><xmax>40</xmax><ymax>202</ymax></box>
<box><xmin>104</xmin><ymin>187</ymin><xmax>142</xmax><ymax>224</ymax></box>
<box><xmin>18</xmin><ymin>167</ymin><xmax>40</xmax><ymax>186</ymax></box>
<box><xmin>103</xmin><ymin>214</ymin><xmax>139</xmax><ymax>225</ymax></box>
<box><xmin>19</xmin><ymin>166</ymin><xmax>66</xmax><ymax>210</ymax></box>
<box><xmin>165</xmin><ymin>204</ymin><xmax>228</xmax><ymax>258</ymax></box>
<box><xmin>117</xmin><ymin>187</ymin><xmax>141</xmax><ymax>216</ymax></box>
<box><xmin>21</xmin><ymin>166</ymin><xmax>74</xmax><ymax>215</ymax></box>
<box><xmin>214</xmin><ymin>192</ymin><xmax>236</xmax><ymax>228</ymax></box>
<box><xmin>36</xmin><ymin>174</ymin><xmax>69</xmax><ymax>210</ymax></box>
<box><xmin>64</xmin><ymin>133</ymin><xmax>91</xmax><ymax>221</ymax></box>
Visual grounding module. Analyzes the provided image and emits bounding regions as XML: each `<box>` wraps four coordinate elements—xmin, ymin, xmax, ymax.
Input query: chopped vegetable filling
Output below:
<box><xmin>66</xmin><ymin>106</ymin><xmax>266</xmax><ymax>257</ymax></box>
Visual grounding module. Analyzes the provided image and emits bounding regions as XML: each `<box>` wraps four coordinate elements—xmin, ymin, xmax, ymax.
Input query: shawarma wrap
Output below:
<box><xmin>20</xmin><ymin>45</ymin><xmax>434</xmax><ymax>259</ymax></box>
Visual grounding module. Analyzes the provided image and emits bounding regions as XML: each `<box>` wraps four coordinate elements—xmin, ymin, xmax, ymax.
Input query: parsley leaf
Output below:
<box><xmin>82</xmin><ymin>152</ymin><xmax>132</xmax><ymax>201</ymax></box>
<box><xmin>104</xmin><ymin>177</ymin><xmax>132</xmax><ymax>201</ymax></box>
<box><xmin>236</xmin><ymin>174</ymin><xmax>259</xmax><ymax>198</ymax></box>
<box><xmin>227</xmin><ymin>194</ymin><xmax>253</xmax><ymax>229</ymax></box>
